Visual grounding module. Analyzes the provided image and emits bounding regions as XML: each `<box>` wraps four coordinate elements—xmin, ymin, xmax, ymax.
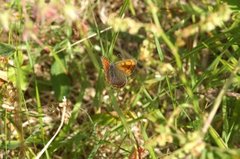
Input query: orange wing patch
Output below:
<box><xmin>101</xmin><ymin>56</ymin><xmax>110</xmax><ymax>73</ymax></box>
<box><xmin>101</xmin><ymin>56</ymin><xmax>111</xmax><ymax>82</ymax></box>
<box><xmin>115</xmin><ymin>59</ymin><xmax>137</xmax><ymax>76</ymax></box>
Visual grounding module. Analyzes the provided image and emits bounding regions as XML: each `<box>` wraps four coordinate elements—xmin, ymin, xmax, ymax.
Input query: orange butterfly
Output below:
<box><xmin>101</xmin><ymin>56</ymin><xmax>136</xmax><ymax>88</ymax></box>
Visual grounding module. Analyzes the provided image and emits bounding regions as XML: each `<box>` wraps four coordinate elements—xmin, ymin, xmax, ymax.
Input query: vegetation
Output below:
<box><xmin>0</xmin><ymin>0</ymin><xmax>240</xmax><ymax>158</ymax></box>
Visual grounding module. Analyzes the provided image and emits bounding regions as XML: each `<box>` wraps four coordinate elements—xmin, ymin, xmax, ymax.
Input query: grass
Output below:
<box><xmin>1</xmin><ymin>0</ymin><xmax>240</xmax><ymax>158</ymax></box>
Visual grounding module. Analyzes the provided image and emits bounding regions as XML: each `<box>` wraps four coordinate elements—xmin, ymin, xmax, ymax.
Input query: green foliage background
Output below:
<box><xmin>0</xmin><ymin>0</ymin><xmax>240</xmax><ymax>158</ymax></box>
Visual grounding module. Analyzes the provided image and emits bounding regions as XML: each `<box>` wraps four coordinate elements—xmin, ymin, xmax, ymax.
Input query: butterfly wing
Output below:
<box><xmin>109</xmin><ymin>58</ymin><xmax>136</xmax><ymax>88</ymax></box>
<box><xmin>101</xmin><ymin>56</ymin><xmax>127</xmax><ymax>88</ymax></box>
<box><xmin>108</xmin><ymin>64</ymin><xmax>127</xmax><ymax>88</ymax></box>
<box><xmin>115</xmin><ymin>59</ymin><xmax>137</xmax><ymax>76</ymax></box>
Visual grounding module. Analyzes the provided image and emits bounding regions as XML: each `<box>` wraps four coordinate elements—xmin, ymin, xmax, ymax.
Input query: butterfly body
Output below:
<box><xmin>101</xmin><ymin>56</ymin><xmax>136</xmax><ymax>88</ymax></box>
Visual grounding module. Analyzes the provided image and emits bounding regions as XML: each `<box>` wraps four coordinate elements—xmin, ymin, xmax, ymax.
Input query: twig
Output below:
<box><xmin>35</xmin><ymin>97</ymin><xmax>67</xmax><ymax>159</ymax></box>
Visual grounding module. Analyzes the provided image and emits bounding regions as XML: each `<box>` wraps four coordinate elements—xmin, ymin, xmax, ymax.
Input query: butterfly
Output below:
<box><xmin>101</xmin><ymin>56</ymin><xmax>136</xmax><ymax>88</ymax></box>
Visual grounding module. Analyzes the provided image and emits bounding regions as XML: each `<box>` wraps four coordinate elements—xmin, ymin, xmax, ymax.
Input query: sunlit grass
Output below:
<box><xmin>0</xmin><ymin>0</ymin><xmax>240</xmax><ymax>158</ymax></box>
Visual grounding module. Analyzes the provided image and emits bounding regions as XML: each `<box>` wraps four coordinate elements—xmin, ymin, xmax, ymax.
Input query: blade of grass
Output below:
<box><xmin>154</xmin><ymin>35</ymin><xmax>164</xmax><ymax>61</ymax></box>
<box><xmin>209</xmin><ymin>126</ymin><xmax>228</xmax><ymax>149</ymax></box>
<box><xmin>109</xmin><ymin>89</ymin><xmax>135</xmax><ymax>143</ymax></box>
<box><xmin>108</xmin><ymin>0</ymin><xmax>130</xmax><ymax>56</ymax></box>
<box><xmin>25</xmin><ymin>40</ymin><xmax>49</xmax><ymax>158</ymax></box>
<box><xmin>13</xmin><ymin>51</ymin><xmax>25</xmax><ymax>157</ymax></box>
<box><xmin>142</xmin><ymin>122</ymin><xmax>157</xmax><ymax>159</ymax></box>
<box><xmin>202</xmin><ymin>57</ymin><xmax>240</xmax><ymax>134</ymax></box>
